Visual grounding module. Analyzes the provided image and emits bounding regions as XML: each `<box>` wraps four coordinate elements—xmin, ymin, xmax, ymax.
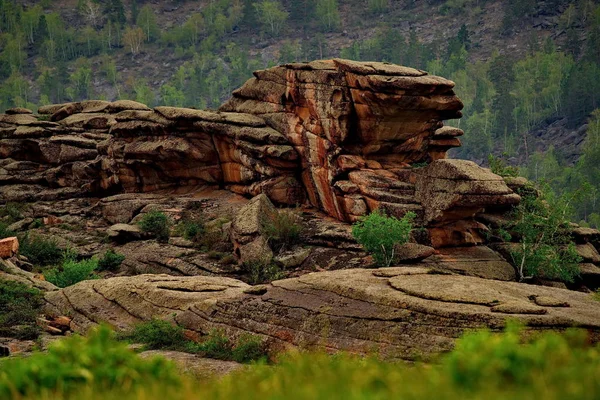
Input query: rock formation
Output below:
<box><xmin>44</xmin><ymin>269</ymin><xmax>600</xmax><ymax>360</ymax></box>
<box><xmin>1</xmin><ymin>60</ymin><xmax>516</xmax><ymax>230</ymax></box>
<box><xmin>2</xmin><ymin>60</ymin><xmax>600</xmax><ymax>360</ymax></box>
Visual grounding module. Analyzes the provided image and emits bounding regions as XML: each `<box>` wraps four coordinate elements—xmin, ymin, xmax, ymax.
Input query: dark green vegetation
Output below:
<box><xmin>352</xmin><ymin>210</ymin><xmax>415</xmax><ymax>267</ymax></box>
<box><xmin>0</xmin><ymin>279</ymin><xmax>42</xmax><ymax>339</ymax></box>
<box><xmin>138</xmin><ymin>211</ymin><xmax>170</xmax><ymax>242</ymax></box>
<box><xmin>2</xmin><ymin>323</ymin><xmax>600</xmax><ymax>399</ymax></box>
<box><xmin>0</xmin><ymin>326</ymin><xmax>180</xmax><ymax>399</ymax></box>
<box><xmin>120</xmin><ymin>319</ymin><xmax>266</xmax><ymax>363</ymax></box>
<box><xmin>45</xmin><ymin>258</ymin><xmax>99</xmax><ymax>288</ymax></box>
<box><xmin>508</xmin><ymin>189</ymin><xmax>582</xmax><ymax>282</ymax></box>
<box><xmin>18</xmin><ymin>234</ymin><xmax>63</xmax><ymax>266</ymax></box>
<box><xmin>264</xmin><ymin>208</ymin><xmax>303</xmax><ymax>252</ymax></box>
<box><xmin>244</xmin><ymin>259</ymin><xmax>283</xmax><ymax>285</ymax></box>
<box><xmin>97</xmin><ymin>249</ymin><xmax>125</xmax><ymax>272</ymax></box>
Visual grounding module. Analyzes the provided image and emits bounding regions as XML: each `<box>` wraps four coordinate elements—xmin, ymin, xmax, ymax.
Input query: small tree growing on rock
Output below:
<box><xmin>509</xmin><ymin>188</ymin><xmax>581</xmax><ymax>282</ymax></box>
<box><xmin>352</xmin><ymin>210</ymin><xmax>415</xmax><ymax>267</ymax></box>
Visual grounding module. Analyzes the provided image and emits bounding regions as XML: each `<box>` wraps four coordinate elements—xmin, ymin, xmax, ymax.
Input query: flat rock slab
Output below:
<box><xmin>45</xmin><ymin>269</ymin><xmax>600</xmax><ymax>361</ymax></box>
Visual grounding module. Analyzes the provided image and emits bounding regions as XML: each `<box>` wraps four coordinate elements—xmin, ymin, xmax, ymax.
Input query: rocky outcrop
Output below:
<box><xmin>44</xmin><ymin>268</ymin><xmax>600</xmax><ymax>360</ymax></box>
<box><xmin>1</xmin><ymin>59</ymin><xmax>515</xmax><ymax>235</ymax></box>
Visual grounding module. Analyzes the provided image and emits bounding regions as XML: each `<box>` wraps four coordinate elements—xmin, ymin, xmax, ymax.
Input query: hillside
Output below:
<box><xmin>1</xmin><ymin>0</ymin><xmax>600</xmax><ymax>224</ymax></box>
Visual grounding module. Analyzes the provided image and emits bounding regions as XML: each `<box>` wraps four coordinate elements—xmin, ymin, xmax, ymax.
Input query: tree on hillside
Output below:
<box><xmin>104</xmin><ymin>0</ymin><xmax>126</xmax><ymax>26</ymax></box>
<box><xmin>316</xmin><ymin>0</ymin><xmax>340</xmax><ymax>32</ymax></box>
<box><xmin>123</xmin><ymin>26</ymin><xmax>144</xmax><ymax>55</ymax></box>
<box><xmin>254</xmin><ymin>0</ymin><xmax>288</xmax><ymax>36</ymax></box>
<box><xmin>136</xmin><ymin>5</ymin><xmax>159</xmax><ymax>42</ymax></box>
<box><xmin>82</xmin><ymin>0</ymin><xmax>102</xmax><ymax>28</ymax></box>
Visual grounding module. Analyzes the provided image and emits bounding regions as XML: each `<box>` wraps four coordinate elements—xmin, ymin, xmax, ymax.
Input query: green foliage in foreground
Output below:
<box><xmin>0</xmin><ymin>279</ymin><xmax>42</xmax><ymax>339</ymax></box>
<box><xmin>3</xmin><ymin>324</ymin><xmax>600</xmax><ymax>400</ymax></box>
<box><xmin>138</xmin><ymin>211</ymin><xmax>170</xmax><ymax>242</ymax></box>
<box><xmin>0</xmin><ymin>326</ymin><xmax>180</xmax><ymax>399</ymax></box>
<box><xmin>352</xmin><ymin>210</ymin><xmax>415</xmax><ymax>267</ymax></box>
<box><xmin>45</xmin><ymin>258</ymin><xmax>99</xmax><ymax>288</ymax></box>
<box><xmin>121</xmin><ymin>319</ymin><xmax>266</xmax><ymax>364</ymax></box>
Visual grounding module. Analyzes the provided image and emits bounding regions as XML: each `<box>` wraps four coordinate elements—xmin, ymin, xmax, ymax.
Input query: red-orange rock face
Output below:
<box><xmin>0</xmin><ymin>59</ymin><xmax>520</xmax><ymax>243</ymax></box>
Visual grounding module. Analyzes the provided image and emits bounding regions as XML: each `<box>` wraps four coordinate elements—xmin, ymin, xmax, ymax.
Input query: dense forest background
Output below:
<box><xmin>1</xmin><ymin>0</ymin><xmax>600</xmax><ymax>226</ymax></box>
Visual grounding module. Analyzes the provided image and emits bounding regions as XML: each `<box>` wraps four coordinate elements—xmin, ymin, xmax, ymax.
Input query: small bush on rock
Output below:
<box><xmin>0</xmin><ymin>279</ymin><xmax>43</xmax><ymax>339</ymax></box>
<box><xmin>509</xmin><ymin>189</ymin><xmax>581</xmax><ymax>282</ymax></box>
<box><xmin>45</xmin><ymin>258</ymin><xmax>99</xmax><ymax>288</ymax></box>
<box><xmin>0</xmin><ymin>202</ymin><xmax>25</xmax><ymax>223</ymax></box>
<box><xmin>138</xmin><ymin>211</ymin><xmax>170</xmax><ymax>242</ymax></box>
<box><xmin>244</xmin><ymin>260</ymin><xmax>283</xmax><ymax>284</ymax></box>
<box><xmin>122</xmin><ymin>321</ymin><xmax>266</xmax><ymax>363</ymax></box>
<box><xmin>265</xmin><ymin>209</ymin><xmax>303</xmax><ymax>252</ymax></box>
<box><xmin>123</xmin><ymin>318</ymin><xmax>188</xmax><ymax>350</ymax></box>
<box><xmin>18</xmin><ymin>234</ymin><xmax>63</xmax><ymax>266</ymax></box>
<box><xmin>97</xmin><ymin>249</ymin><xmax>126</xmax><ymax>272</ymax></box>
<box><xmin>352</xmin><ymin>210</ymin><xmax>416</xmax><ymax>267</ymax></box>
<box><xmin>0</xmin><ymin>325</ymin><xmax>180</xmax><ymax>399</ymax></box>
<box><xmin>0</xmin><ymin>222</ymin><xmax>14</xmax><ymax>239</ymax></box>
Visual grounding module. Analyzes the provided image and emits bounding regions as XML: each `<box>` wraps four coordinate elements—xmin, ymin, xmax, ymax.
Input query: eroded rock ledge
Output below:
<box><xmin>44</xmin><ymin>269</ymin><xmax>600</xmax><ymax>360</ymax></box>
<box><xmin>0</xmin><ymin>59</ymin><xmax>518</xmax><ymax>235</ymax></box>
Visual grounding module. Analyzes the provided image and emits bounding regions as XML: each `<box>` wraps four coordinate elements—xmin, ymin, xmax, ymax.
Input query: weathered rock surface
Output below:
<box><xmin>1</xmin><ymin>59</ymin><xmax>492</xmax><ymax>231</ymax></box>
<box><xmin>44</xmin><ymin>269</ymin><xmax>600</xmax><ymax>360</ymax></box>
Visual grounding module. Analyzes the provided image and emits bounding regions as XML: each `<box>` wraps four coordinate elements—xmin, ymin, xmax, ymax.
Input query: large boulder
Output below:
<box><xmin>44</xmin><ymin>268</ymin><xmax>600</xmax><ymax>360</ymax></box>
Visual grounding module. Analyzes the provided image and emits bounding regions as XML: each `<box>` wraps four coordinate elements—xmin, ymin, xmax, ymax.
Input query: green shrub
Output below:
<box><xmin>0</xmin><ymin>325</ymin><xmax>180</xmax><ymax>399</ymax></box>
<box><xmin>180</xmin><ymin>219</ymin><xmax>205</xmax><ymax>242</ymax></box>
<box><xmin>138</xmin><ymin>211</ymin><xmax>170</xmax><ymax>242</ymax></box>
<box><xmin>0</xmin><ymin>202</ymin><xmax>25</xmax><ymax>223</ymax></box>
<box><xmin>18</xmin><ymin>234</ymin><xmax>63</xmax><ymax>266</ymax></box>
<box><xmin>0</xmin><ymin>222</ymin><xmax>14</xmax><ymax>239</ymax></box>
<box><xmin>0</xmin><ymin>279</ymin><xmax>43</xmax><ymax>339</ymax></box>
<box><xmin>97</xmin><ymin>249</ymin><xmax>126</xmax><ymax>272</ymax></box>
<box><xmin>352</xmin><ymin>210</ymin><xmax>416</xmax><ymax>267</ymax></box>
<box><xmin>122</xmin><ymin>321</ymin><xmax>266</xmax><ymax>363</ymax></box>
<box><xmin>509</xmin><ymin>189</ymin><xmax>581</xmax><ymax>282</ymax></box>
<box><xmin>231</xmin><ymin>333</ymin><xmax>266</xmax><ymax>363</ymax></box>
<box><xmin>265</xmin><ymin>209</ymin><xmax>303</xmax><ymax>252</ymax></box>
<box><xmin>45</xmin><ymin>258</ymin><xmax>99</xmax><ymax>288</ymax></box>
<box><xmin>244</xmin><ymin>260</ymin><xmax>283</xmax><ymax>284</ymax></box>
<box><xmin>122</xmin><ymin>319</ymin><xmax>188</xmax><ymax>350</ymax></box>
<box><xmin>3</xmin><ymin>325</ymin><xmax>600</xmax><ymax>399</ymax></box>
<box><xmin>193</xmin><ymin>329</ymin><xmax>233</xmax><ymax>360</ymax></box>
<box><xmin>488</xmin><ymin>153</ymin><xmax>519</xmax><ymax>177</ymax></box>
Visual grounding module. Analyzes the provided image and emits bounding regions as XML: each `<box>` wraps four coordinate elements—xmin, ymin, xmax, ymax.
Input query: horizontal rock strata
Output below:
<box><xmin>44</xmin><ymin>268</ymin><xmax>600</xmax><ymax>360</ymax></box>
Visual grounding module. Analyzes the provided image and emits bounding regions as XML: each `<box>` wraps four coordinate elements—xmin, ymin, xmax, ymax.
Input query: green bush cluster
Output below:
<box><xmin>180</xmin><ymin>219</ymin><xmax>205</xmax><ymax>242</ymax></box>
<box><xmin>45</xmin><ymin>258</ymin><xmax>99</xmax><ymax>288</ymax></box>
<box><xmin>0</xmin><ymin>279</ymin><xmax>43</xmax><ymax>339</ymax></box>
<box><xmin>97</xmin><ymin>249</ymin><xmax>125</xmax><ymax>272</ymax></box>
<box><xmin>264</xmin><ymin>209</ymin><xmax>303</xmax><ymax>252</ymax></box>
<box><xmin>121</xmin><ymin>319</ymin><xmax>266</xmax><ymax>364</ymax></box>
<box><xmin>0</xmin><ymin>325</ymin><xmax>180</xmax><ymax>399</ymax></box>
<box><xmin>0</xmin><ymin>222</ymin><xmax>14</xmax><ymax>240</ymax></box>
<box><xmin>508</xmin><ymin>189</ymin><xmax>581</xmax><ymax>282</ymax></box>
<box><xmin>244</xmin><ymin>260</ymin><xmax>283</xmax><ymax>285</ymax></box>
<box><xmin>0</xmin><ymin>203</ymin><xmax>25</xmax><ymax>223</ymax></box>
<box><xmin>7</xmin><ymin>324</ymin><xmax>600</xmax><ymax>400</ymax></box>
<box><xmin>352</xmin><ymin>210</ymin><xmax>416</xmax><ymax>267</ymax></box>
<box><xmin>18</xmin><ymin>234</ymin><xmax>63</xmax><ymax>266</ymax></box>
<box><xmin>138</xmin><ymin>211</ymin><xmax>170</xmax><ymax>242</ymax></box>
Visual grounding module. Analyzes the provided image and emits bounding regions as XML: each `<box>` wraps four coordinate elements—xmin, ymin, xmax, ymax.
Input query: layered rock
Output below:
<box><xmin>2</xmin><ymin>59</ymin><xmax>507</xmax><ymax>228</ymax></box>
<box><xmin>44</xmin><ymin>268</ymin><xmax>600</xmax><ymax>360</ymax></box>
